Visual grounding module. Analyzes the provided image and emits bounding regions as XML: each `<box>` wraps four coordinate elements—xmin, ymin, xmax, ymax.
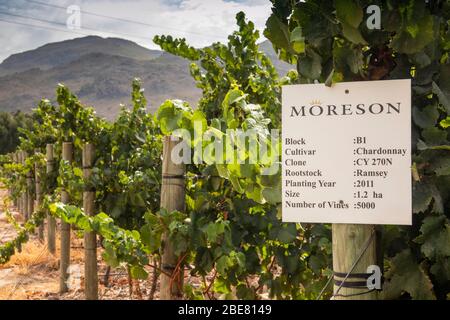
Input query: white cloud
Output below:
<box><xmin>0</xmin><ymin>0</ymin><xmax>272</xmax><ymax>62</ymax></box>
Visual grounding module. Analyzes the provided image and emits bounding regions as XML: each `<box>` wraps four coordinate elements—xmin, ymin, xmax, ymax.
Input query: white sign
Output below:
<box><xmin>282</xmin><ymin>80</ymin><xmax>412</xmax><ymax>225</ymax></box>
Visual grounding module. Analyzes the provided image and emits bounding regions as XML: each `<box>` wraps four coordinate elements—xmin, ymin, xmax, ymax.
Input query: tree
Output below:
<box><xmin>0</xmin><ymin>111</ymin><xmax>33</xmax><ymax>155</ymax></box>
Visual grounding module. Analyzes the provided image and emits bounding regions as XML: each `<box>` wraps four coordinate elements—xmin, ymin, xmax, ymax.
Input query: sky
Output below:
<box><xmin>0</xmin><ymin>0</ymin><xmax>272</xmax><ymax>62</ymax></box>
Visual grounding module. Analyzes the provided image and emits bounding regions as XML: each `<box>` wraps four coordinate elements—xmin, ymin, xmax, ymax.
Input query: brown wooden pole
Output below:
<box><xmin>332</xmin><ymin>224</ymin><xmax>378</xmax><ymax>300</ymax></box>
<box><xmin>26</xmin><ymin>153</ymin><xmax>34</xmax><ymax>223</ymax></box>
<box><xmin>9</xmin><ymin>153</ymin><xmax>13</xmax><ymax>205</ymax></box>
<box><xmin>35</xmin><ymin>149</ymin><xmax>44</xmax><ymax>241</ymax></box>
<box><xmin>83</xmin><ymin>143</ymin><xmax>98</xmax><ymax>300</ymax></box>
<box><xmin>46</xmin><ymin>144</ymin><xmax>56</xmax><ymax>254</ymax></box>
<box><xmin>22</xmin><ymin>151</ymin><xmax>30</xmax><ymax>220</ymax></box>
<box><xmin>60</xmin><ymin>142</ymin><xmax>73</xmax><ymax>293</ymax></box>
<box><xmin>13</xmin><ymin>152</ymin><xmax>18</xmax><ymax>208</ymax></box>
<box><xmin>18</xmin><ymin>151</ymin><xmax>23</xmax><ymax>214</ymax></box>
<box><xmin>160</xmin><ymin>136</ymin><xmax>186</xmax><ymax>300</ymax></box>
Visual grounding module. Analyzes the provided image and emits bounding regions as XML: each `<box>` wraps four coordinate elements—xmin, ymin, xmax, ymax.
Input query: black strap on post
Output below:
<box><xmin>161</xmin><ymin>264</ymin><xmax>177</xmax><ymax>271</ymax></box>
<box><xmin>333</xmin><ymin>271</ymin><xmax>384</xmax><ymax>289</ymax></box>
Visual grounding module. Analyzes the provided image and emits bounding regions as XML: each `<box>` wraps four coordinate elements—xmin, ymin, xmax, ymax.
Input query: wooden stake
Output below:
<box><xmin>60</xmin><ymin>142</ymin><xmax>73</xmax><ymax>293</ymax></box>
<box><xmin>332</xmin><ymin>224</ymin><xmax>378</xmax><ymax>300</ymax></box>
<box><xmin>22</xmin><ymin>151</ymin><xmax>27</xmax><ymax>217</ymax></box>
<box><xmin>83</xmin><ymin>143</ymin><xmax>98</xmax><ymax>300</ymax></box>
<box><xmin>13</xmin><ymin>152</ymin><xmax>18</xmax><ymax>208</ymax></box>
<box><xmin>35</xmin><ymin>149</ymin><xmax>44</xmax><ymax>241</ymax></box>
<box><xmin>26</xmin><ymin>153</ymin><xmax>34</xmax><ymax>223</ymax></box>
<box><xmin>46</xmin><ymin>144</ymin><xmax>56</xmax><ymax>254</ymax></box>
<box><xmin>18</xmin><ymin>151</ymin><xmax>23</xmax><ymax>214</ymax></box>
<box><xmin>16</xmin><ymin>152</ymin><xmax>21</xmax><ymax>213</ymax></box>
<box><xmin>22</xmin><ymin>151</ymin><xmax>29</xmax><ymax>220</ymax></box>
<box><xmin>160</xmin><ymin>136</ymin><xmax>185</xmax><ymax>300</ymax></box>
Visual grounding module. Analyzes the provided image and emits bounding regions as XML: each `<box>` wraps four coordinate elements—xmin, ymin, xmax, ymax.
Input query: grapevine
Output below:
<box><xmin>0</xmin><ymin>4</ymin><xmax>448</xmax><ymax>300</ymax></box>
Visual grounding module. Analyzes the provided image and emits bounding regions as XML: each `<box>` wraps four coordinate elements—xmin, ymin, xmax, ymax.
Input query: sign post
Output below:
<box><xmin>282</xmin><ymin>80</ymin><xmax>412</xmax><ymax>299</ymax></box>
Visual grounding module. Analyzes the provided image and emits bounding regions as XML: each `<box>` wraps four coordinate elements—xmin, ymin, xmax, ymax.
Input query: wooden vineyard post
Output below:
<box><xmin>16</xmin><ymin>152</ymin><xmax>24</xmax><ymax>253</ymax></box>
<box><xmin>22</xmin><ymin>151</ymin><xmax>30</xmax><ymax>220</ymax></box>
<box><xmin>35</xmin><ymin>149</ymin><xmax>44</xmax><ymax>241</ymax></box>
<box><xmin>332</xmin><ymin>224</ymin><xmax>378</xmax><ymax>300</ymax></box>
<box><xmin>12</xmin><ymin>152</ymin><xmax>18</xmax><ymax>208</ymax></box>
<box><xmin>26</xmin><ymin>152</ymin><xmax>34</xmax><ymax>222</ymax></box>
<box><xmin>160</xmin><ymin>136</ymin><xmax>186</xmax><ymax>300</ymax></box>
<box><xmin>83</xmin><ymin>143</ymin><xmax>98</xmax><ymax>300</ymax></box>
<box><xmin>17</xmin><ymin>152</ymin><xmax>21</xmax><ymax>213</ymax></box>
<box><xmin>46</xmin><ymin>144</ymin><xmax>56</xmax><ymax>254</ymax></box>
<box><xmin>18</xmin><ymin>151</ymin><xmax>24</xmax><ymax>214</ymax></box>
<box><xmin>60</xmin><ymin>142</ymin><xmax>73</xmax><ymax>293</ymax></box>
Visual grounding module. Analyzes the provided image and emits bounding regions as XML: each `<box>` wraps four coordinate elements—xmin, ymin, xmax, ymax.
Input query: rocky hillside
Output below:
<box><xmin>0</xmin><ymin>36</ymin><xmax>292</xmax><ymax>120</ymax></box>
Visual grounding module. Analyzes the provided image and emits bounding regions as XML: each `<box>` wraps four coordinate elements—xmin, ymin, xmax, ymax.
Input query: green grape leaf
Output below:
<box><xmin>275</xmin><ymin>224</ymin><xmax>297</xmax><ymax>244</ymax></box>
<box><xmin>297</xmin><ymin>49</ymin><xmax>322</xmax><ymax>80</ymax></box>
<box><xmin>102</xmin><ymin>242</ymin><xmax>120</xmax><ymax>268</ymax></box>
<box><xmin>340</xmin><ymin>23</ymin><xmax>367</xmax><ymax>45</ymax></box>
<box><xmin>264</xmin><ymin>14</ymin><xmax>292</xmax><ymax>54</ymax></box>
<box><xmin>383</xmin><ymin>249</ymin><xmax>435</xmax><ymax>300</ymax></box>
<box><xmin>412</xmin><ymin>182</ymin><xmax>433</xmax><ymax>214</ymax></box>
<box><xmin>216</xmin><ymin>255</ymin><xmax>232</xmax><ymax>274</ymax></box>
<box><xmin>440</xmin><ymin>117</ymin><xmax>450</xmax><ymax>129</ymax></box>
<box><xmin>422</xmin><ymin>127</ymin><xmax>448</xmax><ymax>146</ymax></box>
<box><xmin>391</xmin><ymin>14</ymin><xmax>435</xmax><ymax>54</ymax></box>
<box><xmin>130</xmin><ymin>265</ymin><xmax>149</xmax><ymax>280</ymax></box>
<box><xmin>335</xmin><ymin>0</ymin><xmax>363</xmax><ymax>28</ymax></box>
<box><xmin>290</xmin><ymin>27</ymin><xmax>305</xmax><ymax>54</ymax></box>
<box><xmin>412</xmin><ymin>105</ymin><xmax>440</xmax><ymax>129</ymax></box>
<box><xmin>204</xmin><ymin>221</ymin><xmax>227</xmax><ymax>243</ymax></box>
<box><xmin>416</xmin><ymin>216</ymin><xmax>450</xmax><ymax>260</ymax></box>
<box><xmin>432</xmin><ymin>157</ymin><xmax>450</xmax><ymax>176</ymax></box>
<box><xmin>430</xmin><ymin>258</ymin><xmax>450</xmax><ymax>285</ymax></box>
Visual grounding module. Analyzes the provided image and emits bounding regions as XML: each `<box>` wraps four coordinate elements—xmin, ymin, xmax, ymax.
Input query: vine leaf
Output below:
<box><xmin>335</xmin><ymin>0</ymin><xmax>363</xmax><ymax>28</ymax></box>
<box><xmin>415</xmin><ymin>215</ymin><xmax>450</xmax><ymax>260</ymax></box>
<box><xmin>430</xmin><ymin>258</ymin><xmax>450</xmax><ymax>285</ymax></box>
<box><xmin>440</xmin><ymin>117</ymin><xmax>450</xmax><ymax>129</ymax></box>
<box><xmin>391</xmin><ymin>14</ymin><xmax>435</xmax><ymax>54</ymax></box>
<box><xmin>417</xmin><ymin>140</ymin><xmax>450</xmax><ymax>152</ymax></box>
<box><xmin>155</xmin><ymin>99</ymin><xmax>192</xmax><ymax>135</ymax></box>
<box><xmin>297</xmin><ymin>48</ymin><xmax>322</xmax><ymax>80</ymax></box>
<box><xmin>130</xmin><ymin>265</ymin><xmax>148</xmax><ymax>280</ymax></box>
<box><xmin>435</xmin><ymin>64</ymin><xmax>450</xmax><ymax>113</ymax></box>
<box><xmin>340</xmin><ymin>23</ymin><xmax>367</xmax><ymax>45</ymax></box>
<box><xmin>432</xmin><ymin>82</ymin><xmax>450</xmax><ymax>113</ymax></box>
<box><xmin>335</xmin><ymin>0</ymin><xmax>366</xmax><ymax>44</ymax></box>
<box><xmin>274</xmin><ymin>224</ymin><xmax>297</xmax><ymax>244</ymax></box>
<box><xmin>432</xmin><ymin>157</ymin><xmax>450</xmax><ymax>176</ymax></box>
<box><xmin>422</xmin><ymin>127</ymin><xmax>448</xmax><ymax>146</ymax></box>
<box><xmin>412</xmin><ymin>105</ymin><xmax>440</xmax><ymax>129</ymax></box>
<box><xmin>290</xmin><ymin>27</ymin><xmax>305</xmax><ymax>54</ymax></box>
<box><xmin>103</xmin><ymin>242</ymin><xmax>120</xmax><ymax>268</ymax></box>
<box><xmin>383</xmin><ymin>249</ymin><xmax>435</xmax><ymax>300</ymax></box>
<box><xmin>412</xmin><ymin>182</ymin><xmax>433</xmax><ymax>214</ymax></box>
<box><xmin>264</xmin><ymin>14</ymin><xmax>293</xmax><ymax>55</ymax></box>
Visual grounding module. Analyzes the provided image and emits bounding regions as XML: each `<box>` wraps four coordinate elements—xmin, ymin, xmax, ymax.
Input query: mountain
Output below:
<box><xmin>0</xmin><ymin>36</ymin><xmax>292</xmax><ymax>120</ymax></box>
<box><xmin>0</xmin><ymin>36</ymin><xmax>162</xmax><ymax>77</ymax></box>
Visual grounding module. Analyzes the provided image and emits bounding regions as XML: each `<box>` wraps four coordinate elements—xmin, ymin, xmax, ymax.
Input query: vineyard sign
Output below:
<box><xmin>282</xmin><ymin>80</ymin><xmax>412</xmax><ymax>225</ymax></box>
